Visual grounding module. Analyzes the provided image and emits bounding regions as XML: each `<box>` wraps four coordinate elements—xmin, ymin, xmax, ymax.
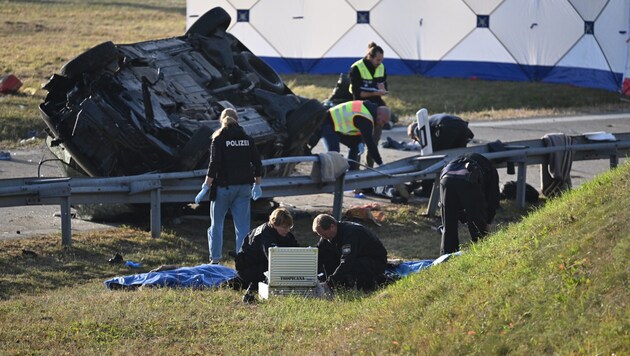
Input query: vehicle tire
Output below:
<box><xmin>186</xmin><ymin>7</ymin><xmax>232</xmax><ymax>37</ymax></box>
<box><xmin>60</xmin><ymin>41</ymin><xmax>118</xmax><ymax>79</ymax></box>
<box><xmin>237</xmin><ymin>51</ymin><xmax>285</xmax><ymax>94</ymax></box>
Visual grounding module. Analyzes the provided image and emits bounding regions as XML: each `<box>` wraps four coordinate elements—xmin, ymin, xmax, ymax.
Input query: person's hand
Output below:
<box><xmin>251</xmin><ymin>183</ymin><xmax>262</xmax><ymax>200</ymax></box>
<box><xmin>194</xmin><ymin>183</ymin><xmax>209</xmax><ymax>204</ymax></box>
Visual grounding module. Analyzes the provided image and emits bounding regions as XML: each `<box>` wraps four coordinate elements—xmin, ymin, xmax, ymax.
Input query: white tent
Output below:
<box><xmin>187</xmin><ymin>0</ymin><xmax>630</xmax><ymax>92</ymax></box>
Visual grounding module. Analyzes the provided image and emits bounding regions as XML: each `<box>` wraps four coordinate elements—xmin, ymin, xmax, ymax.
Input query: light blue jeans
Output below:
<box><xmin>208</xmin><ymin>184</ymin><xmax>251</xmax><ymax>261</ymax></box>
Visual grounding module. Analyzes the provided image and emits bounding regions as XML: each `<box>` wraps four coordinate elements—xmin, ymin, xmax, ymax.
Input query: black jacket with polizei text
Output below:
<box><xmin>206</xmin><ymin>124</ymin><xmax>262</xmax><ymax>187</ymax></box>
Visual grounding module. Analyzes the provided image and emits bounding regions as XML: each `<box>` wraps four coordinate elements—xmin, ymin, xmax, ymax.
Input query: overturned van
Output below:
<box><xmin>39</xmin><ymin>7</ymin><xmax>326</xmax><ymax>179</ymax></box>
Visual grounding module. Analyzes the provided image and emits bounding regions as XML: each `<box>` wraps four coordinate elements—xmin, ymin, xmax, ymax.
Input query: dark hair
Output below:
<box><xmin>312</xmin><ymin>214</ymin><xmax>337</xmax><ymax>232</ymax></box>
<box><xmin>366</xmin><ymin>42</ymin><xmax>384</xmax><ymax>59</ymax></box>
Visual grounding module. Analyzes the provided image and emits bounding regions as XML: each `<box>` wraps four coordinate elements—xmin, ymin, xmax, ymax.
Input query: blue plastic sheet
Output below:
<box><xmin>104</xmin><ymin>264</ymin><xmax>237</xmax><ymax>290</ymax></box>
<box><xmin>386</xmin><ymin>252</ymin><xmax>462</xmax><ymax>277</ymax></box>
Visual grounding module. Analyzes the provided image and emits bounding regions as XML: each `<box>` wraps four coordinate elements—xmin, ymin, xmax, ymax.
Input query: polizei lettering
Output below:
<box><xmin>225</xmin><ymin>140</ymin><xmax>250</xmax><ymax>147</ymax></box>
<box><xmin>280</xmin><ymin>276</ymin><xmax>306</xmax><ymax>280</ymax></box>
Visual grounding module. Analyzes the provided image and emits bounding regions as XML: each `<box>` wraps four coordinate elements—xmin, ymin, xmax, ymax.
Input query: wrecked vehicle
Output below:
<box><xmin>39</xmin><ymin>7</ymin><xmax>326</xmax><ymax>180</ymax></box>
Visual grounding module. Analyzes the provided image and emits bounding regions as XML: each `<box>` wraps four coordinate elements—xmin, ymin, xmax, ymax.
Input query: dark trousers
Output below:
<box><xmin>440</xmin><ymin>176</ymin><xmax>489</xmax><ymax>254</ymax></box>
<box><xmin>332</xmin><ymin>257</ymin><xmax>386</xmax><ymax>291</ymax></box>
<box><xmin>235</xmin><ymin>256</ymin><xmax>266</xmax><ymax>290</ymax></box>
<box><xmin>366</xmin><ymin>124</ymin><xmax>382</xmax><ymax>168</ymax></box>
<box><xmin>321</xmin><ymin>122</ymin><xmax>363</xmax><ymax>170</ymax></box>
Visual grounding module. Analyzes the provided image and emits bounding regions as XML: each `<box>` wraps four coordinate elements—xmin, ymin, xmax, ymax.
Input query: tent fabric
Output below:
<box><xmin>104</xmin><ymin>264</ymin><xmax>237</xmax><ymax>290</ymax></box>
<box><xmin>187</xmin><ymin>0</ymin><xmax>630</xmax><ymax>92</ymax></box>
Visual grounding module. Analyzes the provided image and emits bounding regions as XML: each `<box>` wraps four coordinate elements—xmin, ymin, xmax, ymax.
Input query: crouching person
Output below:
<box><xmin>230</xmin><ymin>208</ymin><xmax>298</xmax><ymax>290</ymax></box>
<box><xmin>313</xmin><ymin>214</ymin><xmax>387</xmax><ymax>291</ymax></box>
<box><xmin>439</xmin><ymin>152</ymin><xmax>500</xmax><ymax>254</ymax></box>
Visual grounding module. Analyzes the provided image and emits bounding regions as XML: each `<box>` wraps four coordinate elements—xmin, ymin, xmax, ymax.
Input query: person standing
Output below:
<box><xmin>349</xmin><ymin>42</ymin><xmax>389</xmax><ymax>168</ymax></box>
<box><xmin>439</xmin><ymin>152</ymin><xmax>500</xmax><ymax>255</ymax></box>
<box><xmin>320</xmin><ymin>100</ymin><xmax>390</xmax><ymax>170</ymax></box>
<box><xmin>231</xmin><ymin>208</ymin><xmax>299</xmax><ymax>290</ymax></box>
<box><xmin>195</xmin><ymin>108</ymin><xmax>263</xmax><ymax>264</ymax></box>
<box><xmin>313</xmin><ymin>214</ymin><xmax>388</xmax><ymax>291</ymax></box>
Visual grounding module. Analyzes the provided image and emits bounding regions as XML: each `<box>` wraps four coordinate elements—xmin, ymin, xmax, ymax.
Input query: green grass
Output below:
<box><xmin>0</xmin><ymin>2</ymin><xmax>628</xmax><ymax>352</ymax></box>
<box><xmin>0</xmin><ymin>164</ymin><xmax>628</xmax><ymax>354</ymax></box>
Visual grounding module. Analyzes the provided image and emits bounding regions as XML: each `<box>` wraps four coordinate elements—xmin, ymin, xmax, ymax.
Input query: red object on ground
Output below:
<box><xmin>623</xmin><ymin>78</ymin><xmax>630</xmax><ymax>97</ymax></box>
<box><xmin>0</xmin><ymin>74</ymin><xmax>23</xmax><ymax>94</ymax></box>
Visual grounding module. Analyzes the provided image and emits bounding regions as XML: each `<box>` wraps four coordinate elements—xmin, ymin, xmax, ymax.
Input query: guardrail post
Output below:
<box><xmin>150</xmin><ymin>189</ymin><xmax>161</xmax><ymax>238</ymax></box>
<box><xmin>610</xmin><ymin>151</ymin><xmax>618</xmax><ymax>168</ymax></box>
<box><xmin>425</xmin><ymin>172</ymin><xmax>441</xmax><ymax>216</ymax></box>
<box><xmin>60</xmin><ymin>196</ymin><xmax>72</xmax><ymax>246</ymax></box>
<box><xmin>516</xmin><ymin>159</ymin><xmax>527</xmax><ymax>208</ymax></box>
<box><xmin>332</xmin><ymin>173</ymin><xmax>345</xmax><ymax>221</ymax></box>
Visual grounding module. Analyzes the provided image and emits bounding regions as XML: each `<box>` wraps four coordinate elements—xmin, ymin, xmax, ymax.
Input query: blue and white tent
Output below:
<box><xmin>187</xmin><ymin>0</ymin><xmax>630</xmax><ymax>93</ymax></box>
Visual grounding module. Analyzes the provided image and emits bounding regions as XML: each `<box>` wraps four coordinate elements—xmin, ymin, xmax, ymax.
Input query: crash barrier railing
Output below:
<box><xmin>1</xmin><ymin>133</ymin><xmax>629</xmax><ymax>245</ymax></box>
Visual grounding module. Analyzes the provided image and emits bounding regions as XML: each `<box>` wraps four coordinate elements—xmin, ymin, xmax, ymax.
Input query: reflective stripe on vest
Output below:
<box><xmin>330</xmin><ymin>101</ymin><xmax>373</xmax><ymax>136</ymax></box>
<box><xmin>349</xmin><ymin>59</ymin><xmax>385</xmax><ymax>94</ymax></box>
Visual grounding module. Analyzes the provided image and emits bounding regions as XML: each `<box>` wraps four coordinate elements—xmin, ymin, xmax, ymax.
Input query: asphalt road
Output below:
<box><xmin>377</xmin><ymin>112</ymin><xmax>630</xmax><ymax>187</ymax></box>
<box><xmin>1</xmin><ymin>112</ymin><xmax>629</xmax><ymax>240</ymax></box>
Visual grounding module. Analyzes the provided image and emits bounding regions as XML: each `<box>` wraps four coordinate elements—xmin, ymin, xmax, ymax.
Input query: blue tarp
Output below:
<box><xmin>104</xmin><ymin>253</ymin><xmax>461</xmax><ymax>290</ymax></box>
<box><xmin>386</xmin><ymin>252</ymin><xmax>462</xmax><ymax>277</ymax></box>
<box><xmin>104</xmin><ymin>264</ymin><xmax>237</xmax><ymax>290</ymax></box>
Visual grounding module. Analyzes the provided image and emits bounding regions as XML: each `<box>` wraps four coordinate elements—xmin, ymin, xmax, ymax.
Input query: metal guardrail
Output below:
<box><xmin>1</xmin><ymin>133</ymin><xmax>629</xmax><ymax>245</ymax></box>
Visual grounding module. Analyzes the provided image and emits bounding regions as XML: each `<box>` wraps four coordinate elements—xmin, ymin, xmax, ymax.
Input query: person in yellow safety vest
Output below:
<box><xmin>321</xmin><ymin>100</ymin><xmax>390</xmax><ymax>170</ymax></box>
<box><xmin>349</xmin><ymin>42</ymin><xmax>389</xmax><ymax>168</ymax></box>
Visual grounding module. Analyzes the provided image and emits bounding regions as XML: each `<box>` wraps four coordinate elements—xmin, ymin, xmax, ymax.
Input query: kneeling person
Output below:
<box><xmin>233</xmin><ymin>208</ymin><xmax>298</xmax><ymax>290</ymax></box>
<box><xmin>313</xmin><ymin>214</ymin><xmax>388</xmax><ymax>291</ymax></box>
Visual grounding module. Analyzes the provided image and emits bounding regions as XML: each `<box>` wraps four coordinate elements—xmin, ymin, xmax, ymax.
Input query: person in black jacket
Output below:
<box><xmin>348</xmin><ymin>42</ymin><xmax>389</xmax><ymax>167</ymax></box>
<box><xmin>439</xmin><ymin>152</ymin><xmax>500</xmax><ymax>254</ymax></box>
<box><xmin>407</xmin><ymin>113</ymin><xmax>475</xmax><ymax>197</ymax></box>
<box><xmin>195</xmin><ymin>108</ymin><xmax>263</xmax><ymax>264</ymax></box>
<box><xmin>313</xmin><ymin>214</ymin><xmax>388</xmax><ymax>291</ymax></box>
<box><xmin>231</xmin><ymin>208</ymin><xmax>299</xmax><ymax>290</ymax></box>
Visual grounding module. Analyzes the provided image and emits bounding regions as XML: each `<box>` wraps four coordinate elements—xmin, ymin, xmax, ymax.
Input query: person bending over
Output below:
<box><xmin>313</xmin><ymin>214</ymin><xmax>387</xmax><ymax>291</ymax></box>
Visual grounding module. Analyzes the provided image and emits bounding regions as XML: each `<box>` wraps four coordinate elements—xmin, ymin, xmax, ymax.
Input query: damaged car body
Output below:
<box><xmin>39</xmin><ymin>7</ymin><xmax>326</xmax><ymax>181</ymax></box>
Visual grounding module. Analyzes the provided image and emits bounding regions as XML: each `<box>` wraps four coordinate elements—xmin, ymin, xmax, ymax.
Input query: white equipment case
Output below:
<box><xmin>258</xmin><ymin>247</ymin><xmax>318</xmax><ymax>299</ymax></box>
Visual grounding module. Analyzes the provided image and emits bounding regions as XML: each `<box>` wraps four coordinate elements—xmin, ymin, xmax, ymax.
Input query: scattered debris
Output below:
<box><xmin>108</xmin><ymin>253</ymin><xmax>124</xmax><ymax>264</ymax></box>
<box><xmin>0</xmin><ymin>74</ymin><xmax>22</xmax><ymax>95</ymax></box>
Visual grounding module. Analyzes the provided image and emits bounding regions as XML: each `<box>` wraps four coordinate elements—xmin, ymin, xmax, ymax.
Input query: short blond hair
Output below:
<box><xmin>269</xmin><ymin>208</ymin><xmax>293</xmax><ymax>228</ymax></box>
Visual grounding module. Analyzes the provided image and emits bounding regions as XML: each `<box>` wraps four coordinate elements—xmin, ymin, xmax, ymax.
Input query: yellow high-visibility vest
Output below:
<box><xmin>349</xmin><ymin>59</ymin><xmax>385</xmax><ymax>94</ymax></box>
<box><xmin>330</xmin><ymin>101</ymin><xmax>373</xmax><ymax>136</ymax></box>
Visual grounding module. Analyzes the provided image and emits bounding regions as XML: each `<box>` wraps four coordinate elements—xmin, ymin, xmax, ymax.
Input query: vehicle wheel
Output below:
<box><xmin>60</xmin><ymin>41</ymin><xmax>118</xmax><ymax>79</ymax></box>
<box><xmin>285</xmin><ymin>99</ymin><xmax>327</xmax><ymax>151</ymax></box>
<box><xmin>186</xmin><ymin>7</ymin><xmax>232</xmax><ymax>37</ymax></box>
<box><xmin>237</xmin><ymin>51</ymin><xmax>285</xmax><ymax>94</ymax></box>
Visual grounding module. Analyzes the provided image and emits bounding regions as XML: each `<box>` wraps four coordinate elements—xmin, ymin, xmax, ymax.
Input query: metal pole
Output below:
<box><xmin>425</xmin><ymin>172</ymin><xmax>441</xmax><ymax>216</ymax></box>
<box><xmin>332</xmin><ymin>173</ymin><xmax>345</xmax><ymax>221</ymax></box>
<box><xmin>516</xmin><ymin>160</ymin><xmax>527</xmax><ymax>208</ymax></box>
<box><xmin>61</xmin><ymin>196</ymin><xmax>72</xmax><ymax>246</ymax></box>
<box><xmin>150</xmin><ymin>189</ymin><xmax>161</xmax><ymax>238</ymax></box>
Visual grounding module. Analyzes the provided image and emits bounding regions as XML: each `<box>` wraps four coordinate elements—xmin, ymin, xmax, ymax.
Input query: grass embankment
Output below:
<box><xmin>0</xmin><ymin>164</ymin><xmax>628</xmax><ymax>354</ymax></box>
<box><xmin>1</xmin><ymin>0</ymin><xmax>628</xmax><ymax>146</ymax></box>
